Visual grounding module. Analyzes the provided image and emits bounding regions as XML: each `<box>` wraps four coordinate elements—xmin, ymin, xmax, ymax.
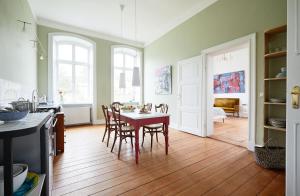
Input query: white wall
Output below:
<box><xmin>0</xmin><ymin>0</ymin><xmax>37</xmax><ymax>105</ymax></box>
<box><xmin>212</xmin><ymin>45</ymin><xmax>249</xmax><ymax>117</ymax></box>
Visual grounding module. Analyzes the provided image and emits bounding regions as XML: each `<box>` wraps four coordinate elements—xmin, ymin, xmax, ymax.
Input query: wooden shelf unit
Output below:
<box><xmin>264</xmin><ymin>125</ymin><xmax>286</xmax><ymax>132</ymax></box>
<box><xmin>264</xmin><ymin>25</ymin><xmax>287</xmax><ymax>144</ymax></box>
<box><xmin>264</xmin><ymin>51</ymin><xmax>286</xmax><ymax>58</ymax></box>
<box><xmin>264</xmin><ymin>77</ymin><xmax>287</xmax><ymax>81</ymax></box>
<box><xmin>264</xmin><ymin>102</ymin><xmax>286</xmax><ymax>106</ymax></box>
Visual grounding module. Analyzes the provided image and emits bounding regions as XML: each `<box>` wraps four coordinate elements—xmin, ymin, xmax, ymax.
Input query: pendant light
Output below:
<box><xmin>119</xmin><ymin>72</ymin><xmax>126</xmax><ymax>88</ymax></box>
<box><xmin>119</xmin><ymin>3</ymin><xmax>126</xmax><ymax>89</ymax></box>
<box><xmin>132</xmin><ymin>0</ymin><xmax>140</xmax><ymax>87</ymax></box>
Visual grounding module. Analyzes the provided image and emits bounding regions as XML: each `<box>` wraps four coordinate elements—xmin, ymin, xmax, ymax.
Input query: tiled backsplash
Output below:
<box><xmin>0</xmin><ymin>78</ymin><xmax>33</xmax><ymax>106</ymax></box>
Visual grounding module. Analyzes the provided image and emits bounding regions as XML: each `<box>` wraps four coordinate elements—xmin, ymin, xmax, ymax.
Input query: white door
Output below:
<box><xmin>177</xmin><ymin>55</ymin><xmax>205</xmax><ymax>136</ymax></box>
<box><xmin>286</xmin><ymin>0</ymin><xmax>300</xmax><ymax>195</ymax></box>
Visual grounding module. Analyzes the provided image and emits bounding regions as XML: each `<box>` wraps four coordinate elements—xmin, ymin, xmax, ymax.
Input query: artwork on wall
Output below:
<box><xmin>155</xmin><ymin>65</ymin><xmax>172</xmax><ymax>95</ymax></box>
<box><xmin>214</xmin><ymin>70</ymin><xmax>245</xmax><ymax>94</ymax></box>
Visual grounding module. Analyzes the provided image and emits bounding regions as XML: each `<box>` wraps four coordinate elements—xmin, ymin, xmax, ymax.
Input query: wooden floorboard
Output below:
<box><xmin>52</xmin><ymin>125</ymin><xmax>285</xmax><ymax>196</ymax></box>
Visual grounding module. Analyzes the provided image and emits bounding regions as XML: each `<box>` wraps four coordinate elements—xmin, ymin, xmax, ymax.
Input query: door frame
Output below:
<box><xmin>202</xmin><ymin>33</ymin><xmax>257</xmax><ymax>151</ymax></box>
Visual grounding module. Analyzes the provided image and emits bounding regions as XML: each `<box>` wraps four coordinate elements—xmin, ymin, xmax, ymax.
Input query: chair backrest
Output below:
<box><xmin>102</xmin><ymin>105</ymin><xmax>110</xmax><ymax>126</ymax></box>
<box><xmin>111</xmin><ymin>105</ymin><xmax>122</xmax><ymax>129</ymax></box>
<box><xmin>155</xmin><ymin>104</ymin><xmax>168</xmax><ymax>114</ymax></box>
<box><xmin>144</xmin><ymin>103</ymin><xmax>152</xmax><ymax>111</ymax></box>
<box><xmin>111</xmin><ymin>102</ymin><xmax>124</xmax><ymax>110</ymax></box>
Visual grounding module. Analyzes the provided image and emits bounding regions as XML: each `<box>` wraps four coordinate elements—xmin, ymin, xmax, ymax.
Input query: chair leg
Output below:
<box><xmin>107</xmin><ymin>129</ymin><xmax>111</xmax><ymax>147</ymax></box>
<box><xmin>150</xmin><ymin>133</ymin><xmax>153</xmax><ymax>152</ymax></box>
<box><xmin>102</xmin><ymin>126</ymin><xmax>107</xmax><ymax>142</ymax></box>
<box><xmin>156</xmin><ymin>131</ymin><xmax>158</xmax><ymax>142</ymax></box>
<box><xmin>118</xmin><ymin>136</ymin><xmax>123</xmax><ymax>159</ymax></box>
<box><xmin>111</xmin><ymin>130</ymin><xmax>117</xmax><ymax>152</ymax></box>
<box><xmin>142</xmin><ymin>128</ymin><xmax>145</xmax><ymax>147</ymax></box>
<box><xmin>130</xmin><ymin>132</ymin><xmax>133</xmax><ymax>148</ymax></box>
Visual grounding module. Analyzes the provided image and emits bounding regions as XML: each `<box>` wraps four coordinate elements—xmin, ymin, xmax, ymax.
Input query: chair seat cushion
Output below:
<box><xmin>144</xmin><ymin>123</ymin><xmax>164</xmax><ymax>129</ymax></box>
<box><xmin>121</xmin><ymin>126</ymin><xmax>135</xmax><ymax>132</ymax></box>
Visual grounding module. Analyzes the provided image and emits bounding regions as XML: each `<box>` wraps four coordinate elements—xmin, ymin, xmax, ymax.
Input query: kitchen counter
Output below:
<box><xmin>0</xmin><ymin>112</ymin><xmax>50</xmax><ymax>138</ymax></box>
<box><xmin>0</xmin><ymin>112</ymin><xmax>51</xmax><ymax>195</ymax></box>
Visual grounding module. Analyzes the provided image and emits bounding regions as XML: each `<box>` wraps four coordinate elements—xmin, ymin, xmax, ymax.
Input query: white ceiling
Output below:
<box><xmin>28</xmin><ymin>0</ymin><xmax>217</xmax><ymax>47</ymax></box>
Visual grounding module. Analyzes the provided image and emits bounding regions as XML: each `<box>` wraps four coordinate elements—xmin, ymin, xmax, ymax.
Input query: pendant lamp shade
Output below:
<box><xmin>119</xmin><ymin>72</ymin><xmax>126</xmax><ymax>88</ymax></box>
<box><xmin>132</xmin><ymin>66</ymin><xmax>140</xmax><ymax>86</ymax></box>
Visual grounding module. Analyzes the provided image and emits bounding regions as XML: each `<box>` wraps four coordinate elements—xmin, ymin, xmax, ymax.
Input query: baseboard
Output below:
<box><xmin>93</xmin><ymin>119</ymin><xmax>105</xmax><ymax>125</ymax></box>
<box><xmin>169</xmin><ymin>123</ymin><xmax>178</xmax><ymax>130</ymax></box>
<box><xmin>248</xmin><ymin>140</ymin><xmax>255</xmax><ymax>152</ymax></box>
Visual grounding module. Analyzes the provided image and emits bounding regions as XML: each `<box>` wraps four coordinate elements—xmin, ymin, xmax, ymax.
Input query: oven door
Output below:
<box><xmin>45</xmin><ymin>116</ymin><xmax>56</xmax><ymax>196</ymax></box>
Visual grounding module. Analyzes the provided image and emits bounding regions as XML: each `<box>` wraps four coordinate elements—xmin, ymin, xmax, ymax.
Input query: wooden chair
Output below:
<box><xmin>144</xmin><ymin>103</ymin><xmax>152</xmax><ymax>111</ymax></box>
<box><xmin>110</xmin><ymin>106</ymin><xmax>135</xmax><ymax>158</ymax></box>
<box><xmin>101</xmin><ymin>105</ymin><xmax>118</xmax><ymax>147</ymax></box>
<box><xmin>111</xmin><ymin>102</ymin><xmax>124</xmax><ymax>109</ymax></box>
<box><xmin>142</xmin><ymin>104</ymin><xmax>168</xmax><ymax>151</ymax></box>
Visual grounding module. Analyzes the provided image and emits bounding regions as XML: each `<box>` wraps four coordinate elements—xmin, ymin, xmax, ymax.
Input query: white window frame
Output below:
<box><xmin>48</xmin><ymin>32</ymin><xmax>97</xmax><ymax>123</ymax></box>
<box><xmin>111</xmin><ymin>45</ymin><xmax>143</xmax><ymax>104</ymax></box>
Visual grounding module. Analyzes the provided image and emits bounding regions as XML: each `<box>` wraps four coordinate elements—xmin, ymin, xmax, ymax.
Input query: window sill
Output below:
<box><xmin>61</xmin><ymin>103</ymin><xmax>93</xmax><ymax>107</ymax></box>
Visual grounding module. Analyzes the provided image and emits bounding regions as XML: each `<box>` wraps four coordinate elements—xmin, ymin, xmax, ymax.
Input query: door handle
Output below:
<box><xmin>291</xmin><ymin>86</ymin><xmax>300</xmax><ymax>109</ymax></box>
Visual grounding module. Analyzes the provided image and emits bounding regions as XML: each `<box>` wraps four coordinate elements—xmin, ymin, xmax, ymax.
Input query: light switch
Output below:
<box><xmin>259</xmin><ymin>92</ymin><xmax>264</xmax><ymax>97</ymax></box>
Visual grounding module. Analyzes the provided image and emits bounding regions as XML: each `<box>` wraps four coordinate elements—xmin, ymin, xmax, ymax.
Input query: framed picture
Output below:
<box><xmin>214</xmin><ymin>70</ymin><xmax>245</xmax><ymax>94</ymax></box>
<box><xmin>155</xmin><ymin>65</ymin><xmax>172</xmax><ymax>95</ymax></box>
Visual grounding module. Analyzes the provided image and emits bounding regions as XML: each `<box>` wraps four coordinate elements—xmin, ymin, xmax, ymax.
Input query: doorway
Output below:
<box><xmin>203</xmin><ymin>34</ymin><xmax>256</xmax><ymax>151</ymax></box>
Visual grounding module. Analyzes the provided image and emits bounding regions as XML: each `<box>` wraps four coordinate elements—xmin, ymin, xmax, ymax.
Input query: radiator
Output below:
<box><xmin>63</xmin><ymin>105</ymin><xmax>91</xmax><ymax>125</ymax></box>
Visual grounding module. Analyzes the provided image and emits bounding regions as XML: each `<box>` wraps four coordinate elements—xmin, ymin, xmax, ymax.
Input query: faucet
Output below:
<box><xmin>31</xmin><ymin>89</ymin><xmax>39</xmax><ymax>112</ymax></box>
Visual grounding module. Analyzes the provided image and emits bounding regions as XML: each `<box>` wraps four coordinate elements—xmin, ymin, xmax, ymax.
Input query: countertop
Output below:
<box><xmin>0</xmin><ymin>112</ymin><xmax>50</xmax><ymax>138</ymax></box>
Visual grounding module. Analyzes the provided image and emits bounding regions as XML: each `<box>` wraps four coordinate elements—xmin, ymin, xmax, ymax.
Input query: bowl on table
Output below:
<box><xmin>0</xmin><ymin>164</ymin><xmax>28</xmax><ymax>195</ymax></box>
<box><xmin>0</xmin><ymin>111</ymin><xmax>28</xmax><ymax>122</ymax></box>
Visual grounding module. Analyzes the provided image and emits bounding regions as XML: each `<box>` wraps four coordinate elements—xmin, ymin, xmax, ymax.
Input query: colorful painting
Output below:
<box><xmin>214</xmin><ymin>70</ymin><xmax>245</xmax><ymax>94</ymax></box>
<box><xmin>155</xmin><ymin>65</ymin><xmax>172</xmax><ymax>95</ymax></box>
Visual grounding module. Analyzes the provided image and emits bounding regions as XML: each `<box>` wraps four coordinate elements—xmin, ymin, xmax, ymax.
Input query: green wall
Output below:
<box><xmin>0</xmin><ymin>0</ymin><xmax>37</xmax><ymax>102</ymax></box>
<box><xmin>144</xmin><ymin>0</ymin><xmax>287</xmax><ymax>145</ymax></box>
<box><xmin>37</xmin><ymin>25</ymin><xmax>143</xmax><ymax>120</ymax></box>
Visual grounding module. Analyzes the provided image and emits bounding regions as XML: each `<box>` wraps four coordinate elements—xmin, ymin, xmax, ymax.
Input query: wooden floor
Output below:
<box><xmin>211</xmin><ymin>117</ymin><xmax>248</xmax><ymax>148</ymax></box>
<box><xmin>52</xmin><ymin>125</ymin><xmax>285</xmax><ymax>196</ymax></box>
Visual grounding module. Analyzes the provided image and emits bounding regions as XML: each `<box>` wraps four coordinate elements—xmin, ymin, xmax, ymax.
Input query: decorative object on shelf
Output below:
<box><xmin>269</xmin><ymin>118</ymin><xmax>286</xmax><ymax>128</ymax></box>
<box><xmin>254</xmin><ymin>139</ymin><xmax>285</xmax><ymax>169</ymax></box>
<box><xmin>155</xmin><ymin>65</ymin><xmax>172</xmax><ymax>95</ymax></box>
<box><xmin>275</xmin><ymin>66</ymin><xmax>287</xmax><ymax>78</ymax></box>
<box><xmin>214</xmin><ymin>70</ymin><xmax>245</xmax><ymax>94</ymax></box>
<box><xmin>0</xmin><ymin>164</ymin><xmax>28</xmax><ymax>195</ymax></box>
<box><xmin>269</xmin><ymin>98</ymin><xmax>286</xmax><ymax>103</ymax></box>
<box><xmin>14</xmin><ymin>172</ymin><xmax>39</xmax><ymax>196</ymax></box>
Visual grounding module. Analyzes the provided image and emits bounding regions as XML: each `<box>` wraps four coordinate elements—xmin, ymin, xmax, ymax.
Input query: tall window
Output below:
<box><xmin>112</xmin><ymin>47</ymin><xmax>142</xmax><ymax>103</ymax></box>
<box><xmin>51</xmin><ymin>35</ymin><xmax>94</xmax><ymax>104</ymax></box>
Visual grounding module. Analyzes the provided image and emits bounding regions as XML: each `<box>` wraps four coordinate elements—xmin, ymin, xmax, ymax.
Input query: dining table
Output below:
<box><xmin>108</xmin><ymin>109</ymin><xmax>170</xmax><ymax>164</ymax></box>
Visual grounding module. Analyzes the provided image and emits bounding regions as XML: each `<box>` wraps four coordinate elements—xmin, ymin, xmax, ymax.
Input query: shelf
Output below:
<box><xmin>26</xmin><ymin>174</ymin><xmax>45</xmax><ymax>196</ymax></box>
<box><xmin>264</xmin><ymin>51</ymin><xmax>286</xmax><ymax>58</ymax></box>
<box><xmin>264</xmin><ymin>102</ymin><xmax>286</xmax><ymax>105</ymax></box>
<box><xmin>264</xmin><ymin>125</ymin><xmax>286</xmax><ymax>132</ymax></box>
<box><xmin>265</xmin><ymin>25</ymin><xmax>287</xmax><ymax>34</ymax></box>
<box><xmin>264</xmin><ymin>77</ymin><xmax>287</xmax><ymax>81</ymax></box>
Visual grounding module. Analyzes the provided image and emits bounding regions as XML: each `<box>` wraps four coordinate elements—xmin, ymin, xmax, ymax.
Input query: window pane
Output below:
<box><xmin>58</xmin><ymin>44</ymin><xmax>72</xmax><ymax>61</ymax></box>
<box><xmin>125</xmin><ymin>54</ymin><xmax>134</xmax><ymax>69</ymax></box>
<box><xmin>57</xmin><ymin>63</ymin><xmax>72</xmax><ymax>103</ymax></box>
<box><xmin>113</xmin><ymin>48</ymin><xmax>141</xmax><ymax>104</ymax></box>
<box><xmin>114</xmin><ymin>53</ymin><xmax>123</xmax><ymax>68</ymax></box>
<box><xmin>74</xmin><ymin>65</ymin><xmax>90</xmax><ymax>103</ymax></box>
<box><xmin>75</xmin><ymin>46</ymin><xmax>89</xmax><ymax>63</ymax></box>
